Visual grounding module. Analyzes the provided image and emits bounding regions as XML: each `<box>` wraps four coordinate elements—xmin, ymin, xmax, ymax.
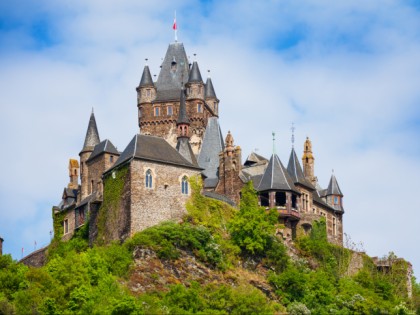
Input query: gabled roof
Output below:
<box><xmin>177</xmin><ymin>88</ymin><xmax>189</xmax><ymax>124</ymax></box>
<box><xmin>244</xmin><ymin>152</ymin><xmax>268</xmax><ymax>166</ymax></box>
<box><xmin>82</xmin><ymin>112</ymin><xmax>100</xmax><ymax>151</ymax></box>
<box><xmin>188</xmin><ymin>61</ymin><xmax>203</xmax><ymax>83</ymax></box>
<box><xmin>86</xmin><ymin>139</ymin><xmax>119</xmax><ymax>163</ymax></box>
<box><xmin>198</xmin><ymin>117</ymin><xmax>225</xmax><ymax>188</ymax></box>
<box><xmin>205</xmin><ymin>77</ymin><xmax>217</xmax><ymax>99</ymax></box>
<box><xmin>176</xmin><ymin>137</ymin><xmax>198</xmax><ymax>166</ymax></box>
<box><xmin>287</xmin><ymin>148</ymin><xmax>314</xmax><ymax>190</ymax></box>
<box><xmin>139</xmin><ymin>65</ymin><xmax>154</xmax><ymax>88</ymax></box>
<box><xmin>326</xmin><ymin>173</ymin><xmax>343</xmax><ymax>196</ymax></box>
<box><xmin>257</xmin><ymin>154</ymin><xmax>299</xmax><ymax>193</ymax></box>
<box><xmin>155</xmin><ymin>42</ymin><xmax>190</xmax><ymax>101</ymax></box>
<box><xmin>108</xmin><ymin>134</ymin><xmax>201</xmax><ymax>171</ymax></box>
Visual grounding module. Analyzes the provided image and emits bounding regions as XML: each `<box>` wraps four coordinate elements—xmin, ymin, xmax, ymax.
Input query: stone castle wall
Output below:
<box><xmin>129</xmin><ymin>160</ymin><xmax>200</xmax><ymax>235</ymax></box>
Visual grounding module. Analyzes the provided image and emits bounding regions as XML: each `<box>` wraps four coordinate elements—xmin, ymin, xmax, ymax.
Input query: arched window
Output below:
<box><xmin>145</xmin><ymin>169</ymin><xmax>153</xmax><ymax>188</ymax></box>
<box><xmin>181</xmin><ymin>176</ymin><xmax>188</xmax><ymax>195</ymax></box>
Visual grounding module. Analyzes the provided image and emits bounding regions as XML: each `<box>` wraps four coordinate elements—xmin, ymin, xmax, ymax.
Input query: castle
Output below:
<box><xmin>53</xmin><ymin>40</ymin><xmax>345</xmax><ymax>245</ymax></box>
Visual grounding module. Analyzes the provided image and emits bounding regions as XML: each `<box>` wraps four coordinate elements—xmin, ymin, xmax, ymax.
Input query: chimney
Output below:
<box><xmin>0</xmin><ymin>236</ymin><xmax>3</xmax><ymax>256</ymax></box>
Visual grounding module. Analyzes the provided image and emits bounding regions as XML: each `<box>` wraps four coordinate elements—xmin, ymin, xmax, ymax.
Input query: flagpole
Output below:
<box><xmin>174</xmin><ymin>11</ymin><xmax>178</xmax><ymax>42</ymax></box>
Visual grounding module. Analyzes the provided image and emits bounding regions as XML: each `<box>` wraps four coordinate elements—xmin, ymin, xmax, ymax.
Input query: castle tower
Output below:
<box><xmin>215</xmin><ymin>131</ymin><xmax>242</xmax><ymax>203</ymax></box>
<box><xmin>79</xmin><ymin>111</ymin><xmax>100</xmax><ymax>200</ymax></box>
<box><xmin>205</xmin><ymin>72</ymin><xmax>219</xmax><ymax>116</ymax></box>
<box><xmin>68</xmin><ymin>159</ymin><xmax>79</xmax><ymax>190</ymax></box>
<box><xmin>326</xmin><ymin>172</ymin><xmax>344</xmax><ymax>244</ymax></box>
<box><xmin>302</xmin><ymin>137</ymin><xmax>317</xmax><ymax>186</ymax></box>
<box><xmin>0</xmin><ymin>236</ymin><xmax>3</xmax><ymax>256</ymax></box>
<box><xmin>136</xmin><ymin>63</ymin><xmax>156</xmax><ymax>133</ymax></box>
<box><xmin>176</xmin><ymin>87</ymin><xmax>198</xmax><ymax>165</ymax></box>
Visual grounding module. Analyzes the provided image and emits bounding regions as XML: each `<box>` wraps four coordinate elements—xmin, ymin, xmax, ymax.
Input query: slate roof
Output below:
<box><xmin>86</xmin><ymin>139</ymin><xmax>119</xmax><ymax>163</ymax></box>
<box><xmin>108</xmin><ymin>134</ymin><xmax>202</xmax><ymax>172</ymax></box>
<box><xmin>188</xmin><ymin>61</ymin><xmax>203</xmax><ymax>83</ymax></box>
<box><xmin>177</xmin><ymin>88</ymin><xmax>189</xmax><ymax>124</ymax></box>
<box><xmin>257</xmin><ymin>154</ymin><xmax>299</xmax><ymax>193</ymax></box>
<box><xmin>155</xmin><ymin>42</ymin><xmax>190</xmax><ymax>102</ymax></box>
<box><xmin>139</xmin><ymin>65</ymin><xmax>154</xmax><ymax>88</ymax></box>
<box><xmin>82</xmin><ymin>112</ymin><xmax>100</xmax><ymax>151</ymax></box>
<box><xmin>58</xmin><ymin>188</ymin><xmax>78</xmax><ymax>210</ymax></box>
<box><xmin>326</xmin><ymin>174</ymin><xmax>343</xmax><ymax>196</ymax></box>
<box><xmin>287</xmin><ymin>148</ymin><xmax>314</xmax><ymax>190</ymax></box>
<box><xmin>176</xmin><ymin>137</ymin><xmax>198</xmax><ymax>166</ymax></box>
<box><xmin>197</xmin><ymin>117</ymin><xmax>225</xmax><ymax>188</ymax></box>
<box><xmin>312</xmin><ymin>190</ymin><xmax>335</xmax><ymax>211</ymax></box>
<box><xmin>244</xmin><ymin>152</ymin><xmax>268</xmax><ymax>166</ymax></box>
<box><xmin>205</xmin><ymin>77</ymin><xmax>217</xmax><ymax>99</ymax></box>
<box><xmin>203</xmin><ymin>191</ymin><xmax>236</xmax><ymax>207</ymax></box>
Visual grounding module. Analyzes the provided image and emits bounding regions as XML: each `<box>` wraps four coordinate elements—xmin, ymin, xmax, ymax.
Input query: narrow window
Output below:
<box><xmin>145</xmin><ymin>169</ymin><xmax>153</xmax><ymax>188</ymax></box>
<box><xmin>146</xmin><ymin>89</ymin><xmax>151</xmax><ymax>97</ymax></box>
<box><xmin>167</xmin><ymin>105</ymin><xmax>173</xmax><ymax>116</ymax></box>
<box><xmin>90</xmin><ymin>180</ymin><xmax>94</xmax><ymax>193</ymax></box>
<box><xmin>333</xmin><ymin>217</ymin><xmax>337</xmax><ymax>235</ymax></box>
<box><xmin>64</xmin><ymin>219</ymin><xmax>69</xmax><ymax>234</ymax></box>
<box><xmin>334</xmin><ymin>196</ymin><xmax>338</xmax><ymax>205</ymax></box>
<box><xmin>110</xmin><ymin>155</ymin><xmax>114</xmax><ymax>163</ymax></box>
<box><xmin>154</xmin><ymin>107</ymin><xmax>160</xmax><ymax>116</ymax></box>
<box><xmin>197</xmin><ymin>103</ymin><xmax>203</xmax><ymax>113</ymax></box>
<box><xmin>181</xmin><ymin>176</ymin><xmax>188</xmax><ymax>195</ymax></box>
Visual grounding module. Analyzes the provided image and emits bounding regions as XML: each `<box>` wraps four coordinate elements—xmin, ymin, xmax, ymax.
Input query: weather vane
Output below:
<box><xmin>272</xmin><ymin>131</ymin><xmax>276</xmax><ymax>154</ymax></box>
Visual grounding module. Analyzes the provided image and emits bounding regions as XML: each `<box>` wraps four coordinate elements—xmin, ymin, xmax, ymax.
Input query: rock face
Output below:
<box><xmin>126</xmin><ymin>247</ymin><xmax>277</xmax><ymax>300</ymax></box>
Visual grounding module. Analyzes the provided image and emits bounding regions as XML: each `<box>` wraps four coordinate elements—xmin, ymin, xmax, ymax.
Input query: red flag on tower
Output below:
<box><xmin>173</xmin><ymin>17</ymin><xmax>177</xmax><ymax>30</ymax></box>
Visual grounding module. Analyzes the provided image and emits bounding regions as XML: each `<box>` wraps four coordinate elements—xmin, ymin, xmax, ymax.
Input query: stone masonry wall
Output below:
<box><xmin>20</xmin><ymin>246</ymin><xmax>48</xmax><ymax>268</ymax></box>
<box><xmin>62</xmin><ymin>208</ymin><xmax>75</xmax><ymax>241</ymax></box>
<box><xmin>129</xmin><ymin>160</ymin><xmax>200</xmax><ymax>235</ymax></box>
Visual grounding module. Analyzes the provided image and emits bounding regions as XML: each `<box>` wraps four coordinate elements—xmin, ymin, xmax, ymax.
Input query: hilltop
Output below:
<box><xmin>0</xmin><ymin>179</ymin><xmax>418</xmax><ymax>314</ymax></box>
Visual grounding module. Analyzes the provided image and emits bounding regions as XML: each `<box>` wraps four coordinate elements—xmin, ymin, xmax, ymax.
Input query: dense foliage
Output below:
<box><xmin>0</xmin><ymin>178</ymin><xmax>418</xmax><ymax>314</ymax></box>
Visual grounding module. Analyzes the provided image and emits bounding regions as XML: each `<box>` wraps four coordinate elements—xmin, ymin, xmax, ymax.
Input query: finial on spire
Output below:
<box><xmin>145</xmin><ymin>58</ymin><xmax>148</xmax><ymax>66</ymax></box>
<box><xmin>291</xmin><ymin>122</ymin><xmax>295</xmax><ymax>148</ymax></box>
<box><xmin>207</xmin><ymin>69</ymin><xmax>211</xmax><ymax>78</ymax></box>
<box><xmin>272</xmin><ymin>131</ymin><xmax>276</xmax><ymax>154</ymax></box>
<box><xmin>91</xmin><ymin>107</ymin><xmax>94</xmax><ymax>114</ymax></box>
<box><xmin>173</xmin><ymin>11</ymin><xmax>178</xmax><ymax>42</ymax></box>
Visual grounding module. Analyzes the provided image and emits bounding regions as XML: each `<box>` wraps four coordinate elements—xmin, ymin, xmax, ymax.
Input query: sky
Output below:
<box><xmin>0</xmin><ymin>0</ymin><xmax>419</xmax><ymax>278</ymax></box>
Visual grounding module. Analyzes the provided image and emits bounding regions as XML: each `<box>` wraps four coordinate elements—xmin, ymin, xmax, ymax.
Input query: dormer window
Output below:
<box><xmin>171</xmin><ymin>57</ymin><xmax>177</xmax><ymax>71</ymax></box>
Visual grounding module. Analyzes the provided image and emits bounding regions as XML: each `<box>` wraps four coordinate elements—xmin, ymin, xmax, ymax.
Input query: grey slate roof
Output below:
<box><xmin>326</xmin><ymin>174</ymin><xmax>343</xmax><ymax>196</ymax></box>
<box><xmin>287</xmin><ymin>148</ymin><xmax>314</xmax><ymax>190</ymax></box>
<box><xmin>313</xmin><ymin>190</ymin><xmax>335</xmax><ymax>211</ymax></box>
<box><xmin>197</xmin><ymin>117</ymin><xmax>225</xmax><ymax>188</ymax></box>
<box><xmin>176</xmin><ymin>137</ymin><xmax>198</xmax><ymax>166</ymax></box>
<box><xmin>155</xmin><ymin>42</ymin><xmax>190</xmax><ymax>102</ymax></box>
<box><xmin>82</xmin><ymin>112</ymin><xmax>100</xmax><ymax>151</ymax></box>
<box><xmin>177</xmin><ymin>88</ymin><xmax>189</xmax><ymax>124</ymax></box>
<box><xmin>203</xmin><ymin>191</ymin><xmax>236</xmax><ymax>207</ymax></box>
<box><xmin>188</xmin><ymin>61</ymin><xmax>203</xmax><ymax>83</ymax></box>
<box><xmin>86</xmin><ymin>139</ymin><xmax>119</xmax><ymax>163</ymax></box>
<box><xmin>205</xmin><ymin>77</ymin><xmax>217</xmax><ymax>99</ymax></box>
<box><xmin>139</xmin><ymin>65</ymin><xmax>154</xmax><ymax>88</ymax></box>
<box><xmin>108</xmin><ymin>134</ymin><xmax>202</xmax><ymax>172</ymax></box>
<box><xmin>257</xmin><ymin>154</ymin><xmax>299</xmax><ymax>193</ymax></box>
<box><xmin>244</xmin><ymin>152</ymin><xmax>268</xmax><ymax>166</ymax></box>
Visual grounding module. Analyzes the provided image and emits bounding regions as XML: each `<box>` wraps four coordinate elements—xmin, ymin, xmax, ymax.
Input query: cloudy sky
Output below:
<box><xmin>0</xmin><ymin>0</ymin><xmax>419</xmax><ymax>278</ymax></box>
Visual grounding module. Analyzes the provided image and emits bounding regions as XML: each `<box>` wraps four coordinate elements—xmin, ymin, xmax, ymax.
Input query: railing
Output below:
<box><xmin>277</xmin><ymin>208</ymin><xmax>301</xmax><ymax>219</ymax></box>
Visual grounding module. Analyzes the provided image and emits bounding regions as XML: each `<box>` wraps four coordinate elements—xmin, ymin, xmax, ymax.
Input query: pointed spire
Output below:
<box><xmin>257</xmin><ymin>153</ymin><xmax>298</xmax><ymax>192</ymax></box>
<box><xmin>326</xmin><ymin>172</ymin><xmax>343</xmax><ymax>196</ymax></box>
<box><xmin>205</xmin><ymin>71</ymin><xmax>217</xmax><ymax>98</ymax></box>
<box><xmin>177</xmin><ymin>87</ymin><xmax>190</xmax><ymax>125</ymax></box>
<box><xmin>188</xmin><ymin>61</ymin><xmax>203</xmax><ymax>83</ymax></box>
<box><xmin>287</xmin><ymin>148</ymin><xmax>314</xmax><ymax>189</ymax></box>
<box><xmin>82</xmin><ymin>112</ymin><xmax>100</xmax><ymax>151</ymax></box>
<box><xmin>139</xmin><ymin>61</ymin><xmax>154</xmax><ymax>88</ymax></box>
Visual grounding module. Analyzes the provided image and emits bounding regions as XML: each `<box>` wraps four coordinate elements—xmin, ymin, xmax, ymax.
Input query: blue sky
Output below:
<box><xmin>0</xmin><ymin>0</ymin><xmax>419</xmax><ymax>278</ymax></box>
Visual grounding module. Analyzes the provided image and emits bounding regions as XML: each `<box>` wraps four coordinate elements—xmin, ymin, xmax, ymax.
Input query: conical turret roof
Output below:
<box><xmin>188</xmin><ymin>61</ymin><xmax>203</xmax><ymax>83</ymax></box>
<box><xmin>177</xmin><ymin>88</ymin><xmax>189</xmax><ymax>125</ymax></box>
<box><xmin>287</xmin><ymin>148</ymin><xmax>314</xmax><ymax>190</ymax></box>
<box><xmin>139</xmin><ymin>65</ymin><xmax>154</xmax><ymax>88</ymax></box>
<box><xmin>205</xmin><ymin>77</ymin><xmax>217</xmax><ymax>98</ymax></box>
<box><xmin>82</xmin><ymin>112</ymin><xmax>100</xmax><ymax>152</ymax></box>
<box><xmin>257</xmin><ymin>154</ymin><xmax>299</xmax><ymax>193</ymax></box>
<box><xmin>326</xmin><ymin>173</ymin><xmax>343</xmax><ymax>196</ymax></box>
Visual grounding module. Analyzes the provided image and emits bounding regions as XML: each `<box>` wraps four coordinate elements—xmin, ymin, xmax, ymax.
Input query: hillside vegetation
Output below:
<box><xmin>0</xmin><ymin>179</ymin><xmax>419</xmax><ymax>314</ymax></box>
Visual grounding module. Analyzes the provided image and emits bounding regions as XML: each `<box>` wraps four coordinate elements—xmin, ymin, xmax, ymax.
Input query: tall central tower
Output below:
<box><xmin>136</xmin><ymin>42</ymin><xmax>219</xmax><ymax>154</ymax></box>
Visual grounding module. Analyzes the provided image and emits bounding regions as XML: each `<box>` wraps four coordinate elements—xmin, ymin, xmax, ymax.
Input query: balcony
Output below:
<box><xmin>277</xmin><ymin>207</ymin><xmax>301</xmax><ymax>220</ymax></box>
